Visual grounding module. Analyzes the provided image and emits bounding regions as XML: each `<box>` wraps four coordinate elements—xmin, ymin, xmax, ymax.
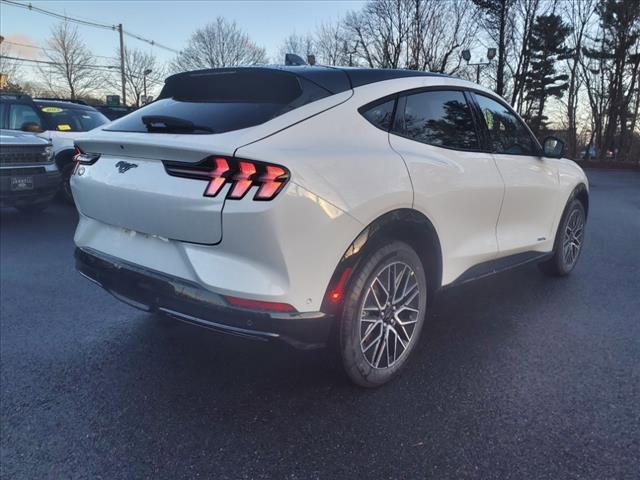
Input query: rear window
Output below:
<box><xmin>106</xmin><ymin>69</ymin><xmax>332</xmax><ymax>134</ymax></box>
<box><xmin>38</xmin><ymin>105</ymin><xmax>109</xmax><ymax>132</ymax></box>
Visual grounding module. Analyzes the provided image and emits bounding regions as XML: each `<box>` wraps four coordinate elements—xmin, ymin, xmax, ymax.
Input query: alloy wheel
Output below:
<box><xmin>563</xmin><ymin>208</ymin><xmax>585</xmax><ymax>268</ymax></box>
<box><xmin>359</xmin><ymin>261</ymin><xmax>423</xmax><ymax>369</ymax></box>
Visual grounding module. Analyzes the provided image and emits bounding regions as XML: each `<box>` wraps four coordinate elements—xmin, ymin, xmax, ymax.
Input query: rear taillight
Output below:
<box><xmin>73</xmin><ymin>146</ymin><xmax>101</xmax><ymax>165</ymax></box>
<box><xmin>164</xmin><ymin>156</ymin><xmax>290</xmax><ymax>201</ymax></box>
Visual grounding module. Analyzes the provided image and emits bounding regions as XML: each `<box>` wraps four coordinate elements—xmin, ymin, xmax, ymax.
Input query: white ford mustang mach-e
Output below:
<box><xmin>72</xmin><ymin>66</ymin><xmax>588</xmax><ymax>387</ymax></box>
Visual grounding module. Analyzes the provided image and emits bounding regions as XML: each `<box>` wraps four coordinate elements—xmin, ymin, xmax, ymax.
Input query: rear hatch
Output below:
<box><xmin>73</xmin><ymin>67</ymin><xmax>351</xmax><ymax>245</ymax></box>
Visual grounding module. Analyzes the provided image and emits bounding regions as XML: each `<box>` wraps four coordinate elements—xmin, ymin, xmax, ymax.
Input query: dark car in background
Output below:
<box><xmin>0</xmin><ymin>93</ymin><xmax>110</xmax><ymax>204</ymax></box>
<box><xmin>0</xmin><ymin>129</ymin><xmax>60</xmax><ymax>213</ymax></box>
<box><xmin>95</xmin><ymin>105</ymin><xmax>137</xmax><ymax>121</ymax></box>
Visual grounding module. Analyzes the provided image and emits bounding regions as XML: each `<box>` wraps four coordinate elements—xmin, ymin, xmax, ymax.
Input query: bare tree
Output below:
<box><xmin>507</xmin><ymin>0</ymin><xmax>546</xmax><ymax>112</ymax></box>
<box><xmin>38</xmin><ymin>21</ymin><xmax>100</xmax><ymax>99</ymax></box>
<box><xmin>315</xmin><ymin>20</ymin><xmax>351</xmax><ymax>66</ymax></box>
<box><xmin>108</xmin><ymin>48</ymin><xmax>165</xmax><ymax>107</ymax></box>
<box><xmin>473</xmin><ymin>0</ymin><xmax>515</xmax><ymax>96</ymax></box>
<box><xmin>278</xmin><ymin>32</ymin><xmax>314</xmax><ymax>63</ymax></box>
<box><xmin>581</xmin><ymin>0</ymin><xmax>640</xmax><ymax>160</ymax></box>
<box><xmin>408</xmin><ymin>0</ymin><xmax>479</xmax><ymax>74</ymax></box>
<box><xmin>0</xmin><ymin>42</ymin><xmax>22</xmax><ymax>88</ymax></box>
<box><xmin>344</xmin><ymin>0</ymin><xmax>413</xmax><ymax>69</ymax></box>
<box><xmin>343</xmin><ymin>0</ymin><xmax>476</xmax><ymax>73</ymax></box>
<box><xmin>562</xmin><ymin>0</ymin><xmax>596</xmax><ymax>158</ymax></box>
<box><xmin>172</xmin><ymin>17</ymin><xmax>267</xmax><ymax>71</ymax></box>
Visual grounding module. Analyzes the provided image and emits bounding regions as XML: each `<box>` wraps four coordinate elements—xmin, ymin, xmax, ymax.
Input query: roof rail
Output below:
<box><xmin>0</xmin><ymin>91</ymin><xmax>33</xmax><ymax>100</ymax></box>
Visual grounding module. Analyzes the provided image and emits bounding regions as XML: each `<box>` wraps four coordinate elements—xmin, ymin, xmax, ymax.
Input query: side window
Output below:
<box><xmin>8</xmin><ymin>104</ymin><xmax>44</xmax><ymax>132</ymax></box>
<box><xmin>0</xmin><ymin>103</ymin><xmax>6</xmax><ymax>129</ymax></box>
<box><xmin>360</xmin><ymin>98</ymin><xmax>396</xmax><ymax>131</ymax></box>
<box><xmin>394</xmin><ymin>90</ymin><xmax>479</xmax><ymax>150</ymax></box>
<box><xmin>474</xmin><ymin>94</ymin><xmax>538</xmax><ymax>156</ymax></box>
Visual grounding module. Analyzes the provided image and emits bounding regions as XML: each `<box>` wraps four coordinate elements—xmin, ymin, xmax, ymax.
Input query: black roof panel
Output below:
<box><xmin>162</xmin><ymin>66</ymin><xmax>446</xmax><ymax>98</ymax></box>
<box><xmin>337</xmin><ymin>67</ymin><xmax>448</xmax><ymax>88</ymax></box>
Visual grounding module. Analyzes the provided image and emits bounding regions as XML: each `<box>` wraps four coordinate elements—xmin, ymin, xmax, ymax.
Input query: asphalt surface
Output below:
<box><xmin>1</xmin><ymin>170</ymin><xmax>639</xmax><ymax>479</ymax></box>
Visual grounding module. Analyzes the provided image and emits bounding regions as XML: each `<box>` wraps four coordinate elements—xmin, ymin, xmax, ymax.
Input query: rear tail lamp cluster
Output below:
<box><xmin>73</xmin><ymin>146</ymin><xmax>101</xmax><ymax>165</ymax></box>
<box><xmin>164</xmin><ymin>156</ymin><xmax>290</xmax><ymax>201</ymax></box>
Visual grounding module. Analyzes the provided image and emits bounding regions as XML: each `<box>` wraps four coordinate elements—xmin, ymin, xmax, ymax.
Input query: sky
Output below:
<box><xmin>1</xmin><ymin>0</ymin><xmax>364</xmax><ymax>89</ymax></box>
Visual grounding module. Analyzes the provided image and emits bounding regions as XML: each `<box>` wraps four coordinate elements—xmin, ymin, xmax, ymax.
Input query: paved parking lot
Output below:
<box><xmin>1</xmin><ymin>170</ymin><xmax>639</xmax><ymax>479</ymax></box>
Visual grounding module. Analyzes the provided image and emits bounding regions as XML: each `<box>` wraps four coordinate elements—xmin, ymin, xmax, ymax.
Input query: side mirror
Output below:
<box><xmin>21</xmin><ymin>122</ymin><xmax>44</xmax><ymax>133</ymax></box>
<box><xmin>542</xmin><ymin>136</ymin><xmax>565</xmax><ymax>158</ymax></box>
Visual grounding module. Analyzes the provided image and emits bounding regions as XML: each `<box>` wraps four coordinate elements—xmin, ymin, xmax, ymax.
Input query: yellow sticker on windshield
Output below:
<box><xmin>41</xmin><ymin>107</ymin><xmax>63</xmax><ymax>113</ymax></box>
<box><xmin>57</xmin><ymin>124</ymin><xmax>71</xmax><ymax>131</ymax></box>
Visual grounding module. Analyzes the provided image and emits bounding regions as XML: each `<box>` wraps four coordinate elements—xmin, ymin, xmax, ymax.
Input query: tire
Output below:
<box><xmin>15</xmin><ymin>202</ymin><xmax>48</xmax><ymax>214</ymax></box>
<box><xmin>539</xmin><ymin>199</ymin><xmax>586</xmax><ymax>276</ymax></box>
<box><xmin>60</xmin><ymin>163</ymin><xmax>75</xmax><ymax>205</ymax></box>
<box><xmin>338</xmin><ymin>241</ymin><xmax>428</xmax><ymax>387</ymax></box>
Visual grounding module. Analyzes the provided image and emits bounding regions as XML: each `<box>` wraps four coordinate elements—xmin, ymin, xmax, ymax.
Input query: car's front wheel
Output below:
<box><xmin>539</xmin><ymin>198</ymin><xmax>586</xmax><ymax>276</ymax></box>
<box><xmin>338</xmin><ymin>241</ymin><xmax>428</xmax><ymax>387</ymax></box>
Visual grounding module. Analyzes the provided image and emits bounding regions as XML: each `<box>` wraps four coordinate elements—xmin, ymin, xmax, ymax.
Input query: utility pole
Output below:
<box><xmin>118</xmin><ymin>23</ymin><xmax>126</xmax><ymax>107</ymax></box>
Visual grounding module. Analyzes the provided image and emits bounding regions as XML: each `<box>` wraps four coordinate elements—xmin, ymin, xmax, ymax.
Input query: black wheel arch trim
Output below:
<box><xmin>320</xmin><ymin>208</ymin><xmax>443</xmax><ymax>316</ymax></box>
<box><xmin>54</xmin><ymin>147</ymin><xmax>76</xmax><ymax>169</ymax></box>
<box><xmin>570</xmin><ymin>183</ymin><xmax>589</xmax><ymax>218</ymax></box>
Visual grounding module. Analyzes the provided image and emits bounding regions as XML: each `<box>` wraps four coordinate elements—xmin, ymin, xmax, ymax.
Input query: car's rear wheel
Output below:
<box><xmin>338</xmin><ymin>241</ymin><xmax>427</xmax><ymax>387</ymax></box>
<box><xmin>539</xmin><ymin>198</ymin><xmax>586</xmax><ymax>276</ymax></box>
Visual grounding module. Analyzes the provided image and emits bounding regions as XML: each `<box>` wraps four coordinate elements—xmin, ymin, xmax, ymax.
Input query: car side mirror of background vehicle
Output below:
<box><xmin>542</xmin><ymin>136</ymin><xmax>565</xmax><ymax>158</ymax></box>
<box><xmin>20</xmin><ymin>122</ymin><xmax>44</xmax><ymax>133</ymax></box>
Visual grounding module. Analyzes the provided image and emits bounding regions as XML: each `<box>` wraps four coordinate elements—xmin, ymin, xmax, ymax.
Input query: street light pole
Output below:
<box><xmin>462</xmin><ymin>48</ymin><xmax>497</xmax><ymax>87</ymax></box>
<box><xmin>118</xmin><ymin>24</ymin><xmax>126</xmax><ymax>107</ymax></box>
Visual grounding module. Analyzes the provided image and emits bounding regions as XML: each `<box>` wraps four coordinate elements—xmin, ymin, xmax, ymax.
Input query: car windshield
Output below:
<box><xmin>38</xmin><ymin>105</ymin><xmax>110</xmax><ymax>132</ymax></box>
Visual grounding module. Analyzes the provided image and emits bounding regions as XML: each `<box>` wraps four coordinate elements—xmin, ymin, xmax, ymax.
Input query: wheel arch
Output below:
<box><xmin>321</xmin><ymin>208</ymin><xmax>443</xmax><ymax>315</ymax></box>
<box><xmin>573</xmin><ymin>183</ymin><xmax>589</xmax><ymax>218</ymax></box>
<box><xmin>54</xmin><ymin>147</ymin><xmax>76</xmax><ymax>170</ymax></box>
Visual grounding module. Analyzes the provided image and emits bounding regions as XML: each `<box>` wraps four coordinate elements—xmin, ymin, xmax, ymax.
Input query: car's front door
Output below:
<box><xmin>388</xmin><ymin>89</ymin><xmax>504</xmax><ymax>284</ymax></box>
<box><xmin>472</xmin><ymin>93</ymin><xmax>560</xmax><ymax>255</ymax></box>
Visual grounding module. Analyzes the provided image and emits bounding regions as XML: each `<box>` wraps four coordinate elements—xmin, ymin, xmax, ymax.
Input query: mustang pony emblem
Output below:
<box><xmin>115</xmin><ymin>161</ymin><xmax>138</xmax><ymax>173</ymax></box>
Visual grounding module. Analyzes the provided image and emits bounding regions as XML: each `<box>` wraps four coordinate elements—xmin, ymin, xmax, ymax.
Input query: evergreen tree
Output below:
<box><xmin>523</xmin><ymin>14</ymin><xmax>572</xmax><ymax>136</ymax></box>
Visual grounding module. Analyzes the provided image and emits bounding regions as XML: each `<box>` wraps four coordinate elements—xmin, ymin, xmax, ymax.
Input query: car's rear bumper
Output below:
<box><xmin>75</xmin><ymin>247</ymin><xmax>334</xmax><ymax>349</ymax></box>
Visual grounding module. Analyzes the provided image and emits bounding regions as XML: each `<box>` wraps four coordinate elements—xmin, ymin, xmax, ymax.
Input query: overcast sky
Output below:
<box><xmin>1</xmin><ymin>0</ymin><xmax>364</xmax><ymax>77</ymax></box>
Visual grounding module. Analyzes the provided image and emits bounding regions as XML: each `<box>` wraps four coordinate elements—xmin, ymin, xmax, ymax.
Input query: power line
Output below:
<box><xmin>2</xmin><ymin>40</ymin><xmax>118</xmax><ymax>60</ymax></box>
<box><xmin>1</xmin><ymin>0</ymin><xmax>181</xmax><ymax>54</ymax></box>
<box><xmin>1</xmin><ymin>0</ymin><xmax>114</xmax><ymax>30</ymax></box>
<box><xmin>1</xmin><ymin>54</ymin><xmax>119</xmax><ymax>71</ymax></box>
<box><xmin>2</xmin><ymin>55</ymin><xmax>166</xmax><ymax>86</ymax></box>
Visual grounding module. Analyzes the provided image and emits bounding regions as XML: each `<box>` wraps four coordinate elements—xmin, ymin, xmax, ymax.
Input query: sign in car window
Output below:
<box><xmin>57</xmin><ymin>124</ymin><xmax>72</xmax><ymax>131</ymax></box>
<box><xmin>41</xmin><ymin>107</ymin><xmax>63</xmax><ymax>113</ymax></box>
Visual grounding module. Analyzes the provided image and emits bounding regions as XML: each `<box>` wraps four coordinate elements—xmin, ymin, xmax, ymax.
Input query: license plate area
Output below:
<box><xmin>11</xmin><ymin>176</ymin><xmax>34</xmax><ymax>191</ymax></box>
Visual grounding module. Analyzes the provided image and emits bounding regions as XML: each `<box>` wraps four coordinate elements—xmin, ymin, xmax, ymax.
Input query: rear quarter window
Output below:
<box><xmin>360</xmin><ymin>98</ymin><xmax>396</xmax><ymax>131</ymax></box>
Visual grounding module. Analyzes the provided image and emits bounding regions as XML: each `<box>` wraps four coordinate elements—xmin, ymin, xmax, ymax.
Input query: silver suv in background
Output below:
<box><xmin>0</xmin><ymin>129</ymin><xmax>59</xmax><ymax>213</ymax></box>
<box><xmin>0</xmin><ymin>93</ymin><xmax>110</xmax><ymax>204</ymax></box>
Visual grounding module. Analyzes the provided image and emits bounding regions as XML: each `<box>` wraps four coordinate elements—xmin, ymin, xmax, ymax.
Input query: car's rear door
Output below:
<box><xmin>388</xmin><ymin>89</ymin><xmax>504</xmax><ymax>282</ymax></box>
<box><xmin>471</xmin><ymin>93</ymin><xmax>560</xmax><ymax>255</ymax></box>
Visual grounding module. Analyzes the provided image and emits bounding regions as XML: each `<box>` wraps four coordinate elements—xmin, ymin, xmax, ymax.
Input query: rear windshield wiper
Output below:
<box><xmin>141</xmin><ymin>115</ymin><xmax>214</xmax><ymax>133</ymax></box>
